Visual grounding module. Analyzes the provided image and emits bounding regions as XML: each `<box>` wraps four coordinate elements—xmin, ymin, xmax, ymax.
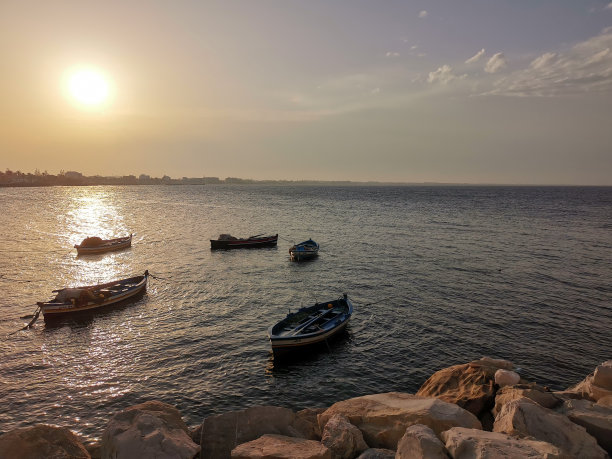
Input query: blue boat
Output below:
<box><xmin>268</xmin><ymin>294</ymin><xmax>353</xmax><ymax>357</ymax></box>
<box><xmin>289</xmin><ymin>239</ymin><xmax>319</xmax><ymax>261</ymax></box>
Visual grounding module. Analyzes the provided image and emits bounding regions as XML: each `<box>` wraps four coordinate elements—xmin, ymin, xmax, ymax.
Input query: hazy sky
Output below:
<box><xmin>1</xmin><ymin>1</ymin><xmax>612</xmax><ymax>184</ymax></box>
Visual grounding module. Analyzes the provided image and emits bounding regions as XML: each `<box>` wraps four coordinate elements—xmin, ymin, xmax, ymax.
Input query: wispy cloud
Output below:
<box><xmin>485</xmin><ymin>53</ymin><xmax>507</xmax><ymax>73</ymax></box>
<box><xmin>385</xmin><ymin>52</ymin><xmax>400</xmax><ymax>58</ymax></box>
<box><xmin>418</xmin><ymin>10</ymin><xmax>428</xmax><ymax>18</ymax></box>
<box><xmin>489</xmin><ymin>27</ymin><xmax>612</xmax><ymax>96</ymax></box>
<box><xmin>465</xmin><ymin>49</ymin><xmax>485</xmax><ymax>64</ymax></box>
<box><xmin>606</xmin><ymin>2</ymin><xmax>612</xmax><ymax>9</ymax></box>
<box><xmin>427</xmin><ymin>65</ymin><xmax>466</xmax><ymax>85</ymax></box>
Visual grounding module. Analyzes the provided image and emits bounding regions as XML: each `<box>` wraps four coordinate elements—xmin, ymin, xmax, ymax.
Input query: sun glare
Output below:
<box><xmin>66</xmin><ymin>68</ymin><xmax>110</xmax><ymax>107</ymax></box>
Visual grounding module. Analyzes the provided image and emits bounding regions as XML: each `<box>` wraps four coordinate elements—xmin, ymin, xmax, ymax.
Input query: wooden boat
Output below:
<box><xmin>210</xmin><ymin>233</ymin><xmax>278</xmax><ymax>250</ymax></box>
<box><xmin>268</xmin><ymin>294</ymin><xmax>353</xmax><ymax>357</ymax></box>
<box><xmin>74</xmin><ymin>234</ymin><xmax>132</xmax><ymax>255</ymax></box>
<box><xmin>289</xmin><ymin>239</ymin><xmax>319</xmax><ymax>261</ymax></box>
<box><xmin>37</xmin><ymin>271</ymin><xmax>148</xmax><ymax>322</ymax></box>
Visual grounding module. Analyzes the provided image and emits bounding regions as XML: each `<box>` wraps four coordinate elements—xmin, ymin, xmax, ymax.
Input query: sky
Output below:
<box><xmin>1</xmin><ymin>0</ymin><xmax>612</xmax><ymax>185</ymax></box>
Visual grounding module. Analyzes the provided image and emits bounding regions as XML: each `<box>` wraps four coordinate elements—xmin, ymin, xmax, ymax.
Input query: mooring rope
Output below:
<box><xmin>9</xmin><ymin>305</ymin><xmax>41</xmax><ymax>336</ymax></box>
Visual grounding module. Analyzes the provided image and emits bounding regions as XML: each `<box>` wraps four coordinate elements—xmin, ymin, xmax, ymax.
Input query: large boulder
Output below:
<box><xmin>200</xmin><ymin>405</ymin><xmax>306</xmax><ymax>458</ymax></box>
<box><xmin>493</xmin><ymin>397</ymin><xmax>607</xmax><ymax>458</ymax></box>
<box><xmin>441</xmin><ymin>427</ymin><xmax>566</xmax><ymax>458</ymax></box>
<box><xmin>321</xmin><ymin>414</ymin><xmax>368</xmax><ymax>459</ymax></box>
<box><xmin>100</xmin><ymin>400</ymin><xmax>199</xmax><ymax>459</ymax></box>
<box><xmin>567</xmin><ymin>361</ymin><xmax>612</xmax><ymax>401</ymax></box>
<box><xmin>416</xmin><ymin>358</ymin><xmax>514</xmax><ymax>417</ymax></box>
<box><xmin>0</xmin><ymin>424</ymin><xmax>90</xmax><ymax>459</ymax></box>
<box><xmin>560</xmin><ymin>398</ymin><xmax>612</xmax><ymax>454</ymax></box>
<box><xmin>230</xmin><ymin>434</ymin><xmax>331</xmax><ymax>459</ymax></box>
<box><xmin>396</xmin><ymin>424</ymin><xmax>448</xmax><ymax>459</ymax></box>
<box><xmin>355</xmin><ymin>449</ymin><xmax>395</xmax><ymax>458</ymax></box>
<box><xmin>317</xmin><ymin>392</ymin><xmax>481</xmax><ymax>450</ymax></box>
<box><xmin>493</xmin><ymin>383</ymin><xmax>561</xmax><ymax>416</ymax></box>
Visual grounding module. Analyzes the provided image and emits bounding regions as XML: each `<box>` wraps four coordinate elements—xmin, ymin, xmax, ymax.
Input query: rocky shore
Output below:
<box><xmin>1</xmin><ymin>357</ymin><xmax>610</xmax><ymax>459</ymax></box>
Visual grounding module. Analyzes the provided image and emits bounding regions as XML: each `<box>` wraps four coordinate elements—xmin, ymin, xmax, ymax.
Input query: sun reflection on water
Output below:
<box><xmin>57</xmin><ymin>187</ymin><xmax>132</xmax><ymax>286</ymax></box>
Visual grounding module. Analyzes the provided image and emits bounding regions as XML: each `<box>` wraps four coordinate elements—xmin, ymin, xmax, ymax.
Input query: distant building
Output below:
<box><xmin>64</xmin><ymin>171</ymin><xmax>83</xmax><ymax>179</ymax></box>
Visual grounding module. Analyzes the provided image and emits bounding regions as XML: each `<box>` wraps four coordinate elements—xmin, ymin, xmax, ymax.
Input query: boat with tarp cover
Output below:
<box><xmin>74</xmin><ymin>234</ymin><xmax>132</xmax><ymax>255</ymax></box>
<box><xmin>37</xmin><ymin>271</ymin><xmax>148</xmax><ymax>322</ymax></box>
<box><xmin>210</xmin><ymin>233</ymin><xmax>278</xmax><ymax>250</ymax></box>
<box><xmin>289</xmin><ymin>239</ymin><xmax>319</xmax><ymax>261</ymax></box>
<box><xmin>268</xmin><ymin>294</ymin><xmax>353</xmax><ymax>357</ymax></box>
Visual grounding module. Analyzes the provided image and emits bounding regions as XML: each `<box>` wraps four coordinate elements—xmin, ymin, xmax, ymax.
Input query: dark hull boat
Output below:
<box><xmin>37</xmin><ymin>271</ymin><xmax>148</xmax><ymax>322</ymax></box>
<box><xmin>74</xmin><ymin>234</ymin><xmax>132</xmax><ymax>255</ymax></box>
<box><xmin>210</xmin><ymin>234</ymin><xmax>278</xmax><ymax>250</ymax></box>
<box><xmin>289</xmin><ymin>239</ymin><xmax>319</xmax><ymax>261</ymax></box>
<box><xmin>268</xmin><ymin>294</ymin><xmax>353</xmax><ymax>357</ymax></box>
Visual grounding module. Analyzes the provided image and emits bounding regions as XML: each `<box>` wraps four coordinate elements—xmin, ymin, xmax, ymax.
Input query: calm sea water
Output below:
<box><xmin>1</xmin><ymin>185</ymin><xmax>610</xmax><ymax>441</ymax></box>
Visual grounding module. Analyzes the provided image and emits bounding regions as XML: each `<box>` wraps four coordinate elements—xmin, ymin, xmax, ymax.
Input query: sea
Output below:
<box><xmin>0</xmin><ymin>185</ymin><xmax>610</xmax><ymax>442</ymax></box>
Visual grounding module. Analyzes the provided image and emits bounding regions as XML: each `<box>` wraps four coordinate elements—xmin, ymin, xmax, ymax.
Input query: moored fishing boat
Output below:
<box><xmin>74</xmin><ymin>233</ymin><xmax>132</xmax><ymax>255</ymax></box>
<box><xmin>289</xmin><ymin>239</ymin><xmax>319</xmax><ymax>261</ymax></box>
<box><xmin>37</xmin><ymin>271</ymin><xmax>148</xmax><ymax>322</ymax></box>
<box><xmin>268</xmin><ymin>294</ymin><xmax>353</xmax><ymax>357</ymax></box>
<box><xmin>210</xmin><ymin>233</ymin><xmax>278</xmax><ymax>250</ymax></box>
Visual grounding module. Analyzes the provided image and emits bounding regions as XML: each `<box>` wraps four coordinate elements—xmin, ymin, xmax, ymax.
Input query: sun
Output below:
<box><xmin>66</xmin><ymin>68</ymin><xmax>111</xmax><ymax>107</ymax></box>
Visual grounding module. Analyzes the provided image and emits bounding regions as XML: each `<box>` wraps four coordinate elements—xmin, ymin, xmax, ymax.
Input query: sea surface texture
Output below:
<box><xmin>0</xmin><ymin>185</ymin><xmax>610</xmax><ymax>440</ymax></box>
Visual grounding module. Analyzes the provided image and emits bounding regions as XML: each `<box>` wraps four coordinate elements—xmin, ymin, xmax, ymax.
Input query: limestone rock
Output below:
<box><xmin>321</xmin><ymin>414</ymin><xmax>368</xmax><ymax>459</ymax></box>
<box><xmin>493</xmin><ymin>397</ymin><xmax>607</xmax><ymax>458</ymax></box>
<box><xmin>567</xmin><ymin>360</ymin><xmax>612</xmax><ymax>402</ymax></box>
<box><xmin>442</xmin><ymin>427</ymin><xmax>566</xmax><ymax>458</ymax></box>
<box><xmin>0</xmin><ymin>424</ymin><xmax>90</xmax><ymax>459</ymax></box>
<box><xmin>493</xmin><ymin>383</ymin><xmax>560</xmax><ymax>416</ymax></box>
<box><xmin>416</xmin><ymin>359</ymin><xmax>509</xmax><ymax>417</ymax></box>
<box><xmin>101</xmin><ymin>400</ymin><xmax>199</xmax><ymax>459</ymax></box>
<box><xmin>294</xmin><ymin>408</ymin><xmax>326</xmax><ymax>440</ymax></box>
<box><xmin>355</xmin><ymin>448</ymin><xmax>395</xmax><ymax>459</ymax></box>
<box><xmin>494</xmin><ymin>369</ymin><xmax>520</xmax><ymax>387</ymax></box>
<box><xmin>200</xmin><ymin>405</ymin><xmax>304</xmax><ymax>459</ymax></box>
<box><xmin>561</xmin><ymin>398</ymin><xmax>612</xmax><ymax>454</ymax></box>
<box><xmin>230</xmin><ymin>434</ymin><xmax>331</xmax><ymax>459</ymax></box>
<box><xmin>598</xmin><ymin>396</ymin><xmax>612</xmax><ymax>408</ymax></box>
<box><xmin>317</xmin><ymin>392</ymin><xmax>481</xmax><ymax>450</ymax></box>
<box><xmin>395</xmin><ymin>424</ymin><xmax>448</xmax><ymax>459</ymax></box>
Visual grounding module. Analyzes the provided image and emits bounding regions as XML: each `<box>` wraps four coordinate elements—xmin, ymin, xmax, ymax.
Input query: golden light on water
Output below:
<box><xmin>59</xmin><ymin>187</ymin><xmax>130</xmax><ymax>285</ymax></box>
<box><xmin>65</xmin><ymin>67</ymin><xmax>111</xmax><ymax>108</ymax></box>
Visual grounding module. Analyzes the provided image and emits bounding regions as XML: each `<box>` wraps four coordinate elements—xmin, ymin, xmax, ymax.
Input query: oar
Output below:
<box><xmin>288</xmin><ymin>308</ymin><xmax>334</xmax><ymax>336</ymax></box>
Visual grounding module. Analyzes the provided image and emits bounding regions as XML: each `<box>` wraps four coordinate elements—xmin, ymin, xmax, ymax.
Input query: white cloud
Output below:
<box><xmin>465</xmin><ymin>49</ymin><xmax>485</xmax><ymax>64</ymax></box>
<box><xmin>385</xmin><ymin>51</ymin><xmax>400</xmax><ymax>58</ymax></box>
<box><xmin>485</xmin><ymin>53</ymin><xmax>507</xmax><ymax>73</ymax></box>
<box><xmin>529</xmin><ymin>52</ymin><xmax>557</xmax><ymax>70</ymax></box>
<box><xmin>418</xmin><ymin>10</ymin><xmax>428</xmax><ymax>18</ymax></box>
<box><xmin>489</xmin><ymin>28</ymin><xmax>612</xmax><ymax>96</ymax></box>
<box><xmin>427</xmin><ymin>65</ymin><xmax>466</xmax><ymax>84</ymax></box>
<box><xmin>606</xmin><ymin>2</ymin><xmax>612</xmax><ymax>9</ymax></box>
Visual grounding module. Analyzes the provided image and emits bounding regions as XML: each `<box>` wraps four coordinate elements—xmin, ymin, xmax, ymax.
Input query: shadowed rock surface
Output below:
<box><xmin>101</xmin><ymin>400</ymin><xmax>199</xmax><ymax>459</ymax></box>
<box><xmin>0</xmin><ymin>424</ymin><xmax>90</xmax><ymax>459</ymax></box>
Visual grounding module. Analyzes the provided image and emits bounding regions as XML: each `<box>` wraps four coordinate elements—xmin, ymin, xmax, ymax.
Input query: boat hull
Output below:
<box><xmin>289</xmin><ymin>239</ymin><xmax>319</xmax><ymax>261</ymax></box>
<box><xmin>268</xmin><ymin>295</ymin><xmax>352</xmax><ymax>357</ymax></box>
<box><xmin>75</xmin><ymin>235</ymin><xmax>132</xmax><ymax>255</ymax></box>
<box><xmin>211</xmin><ymin>234</ymin><xmax>278</xmax><ymax>250</ymax></box>
<box><xmin>38</xmin><ymin>273</ymin><xmax>148</xmax><ymax>322</ymax></box>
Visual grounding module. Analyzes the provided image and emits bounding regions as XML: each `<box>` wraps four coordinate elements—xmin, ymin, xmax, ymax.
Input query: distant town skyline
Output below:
<box><xmin>2</xmin><ymin>1</ymin><xmax>612</xmax><ymax>185</ymax></box>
